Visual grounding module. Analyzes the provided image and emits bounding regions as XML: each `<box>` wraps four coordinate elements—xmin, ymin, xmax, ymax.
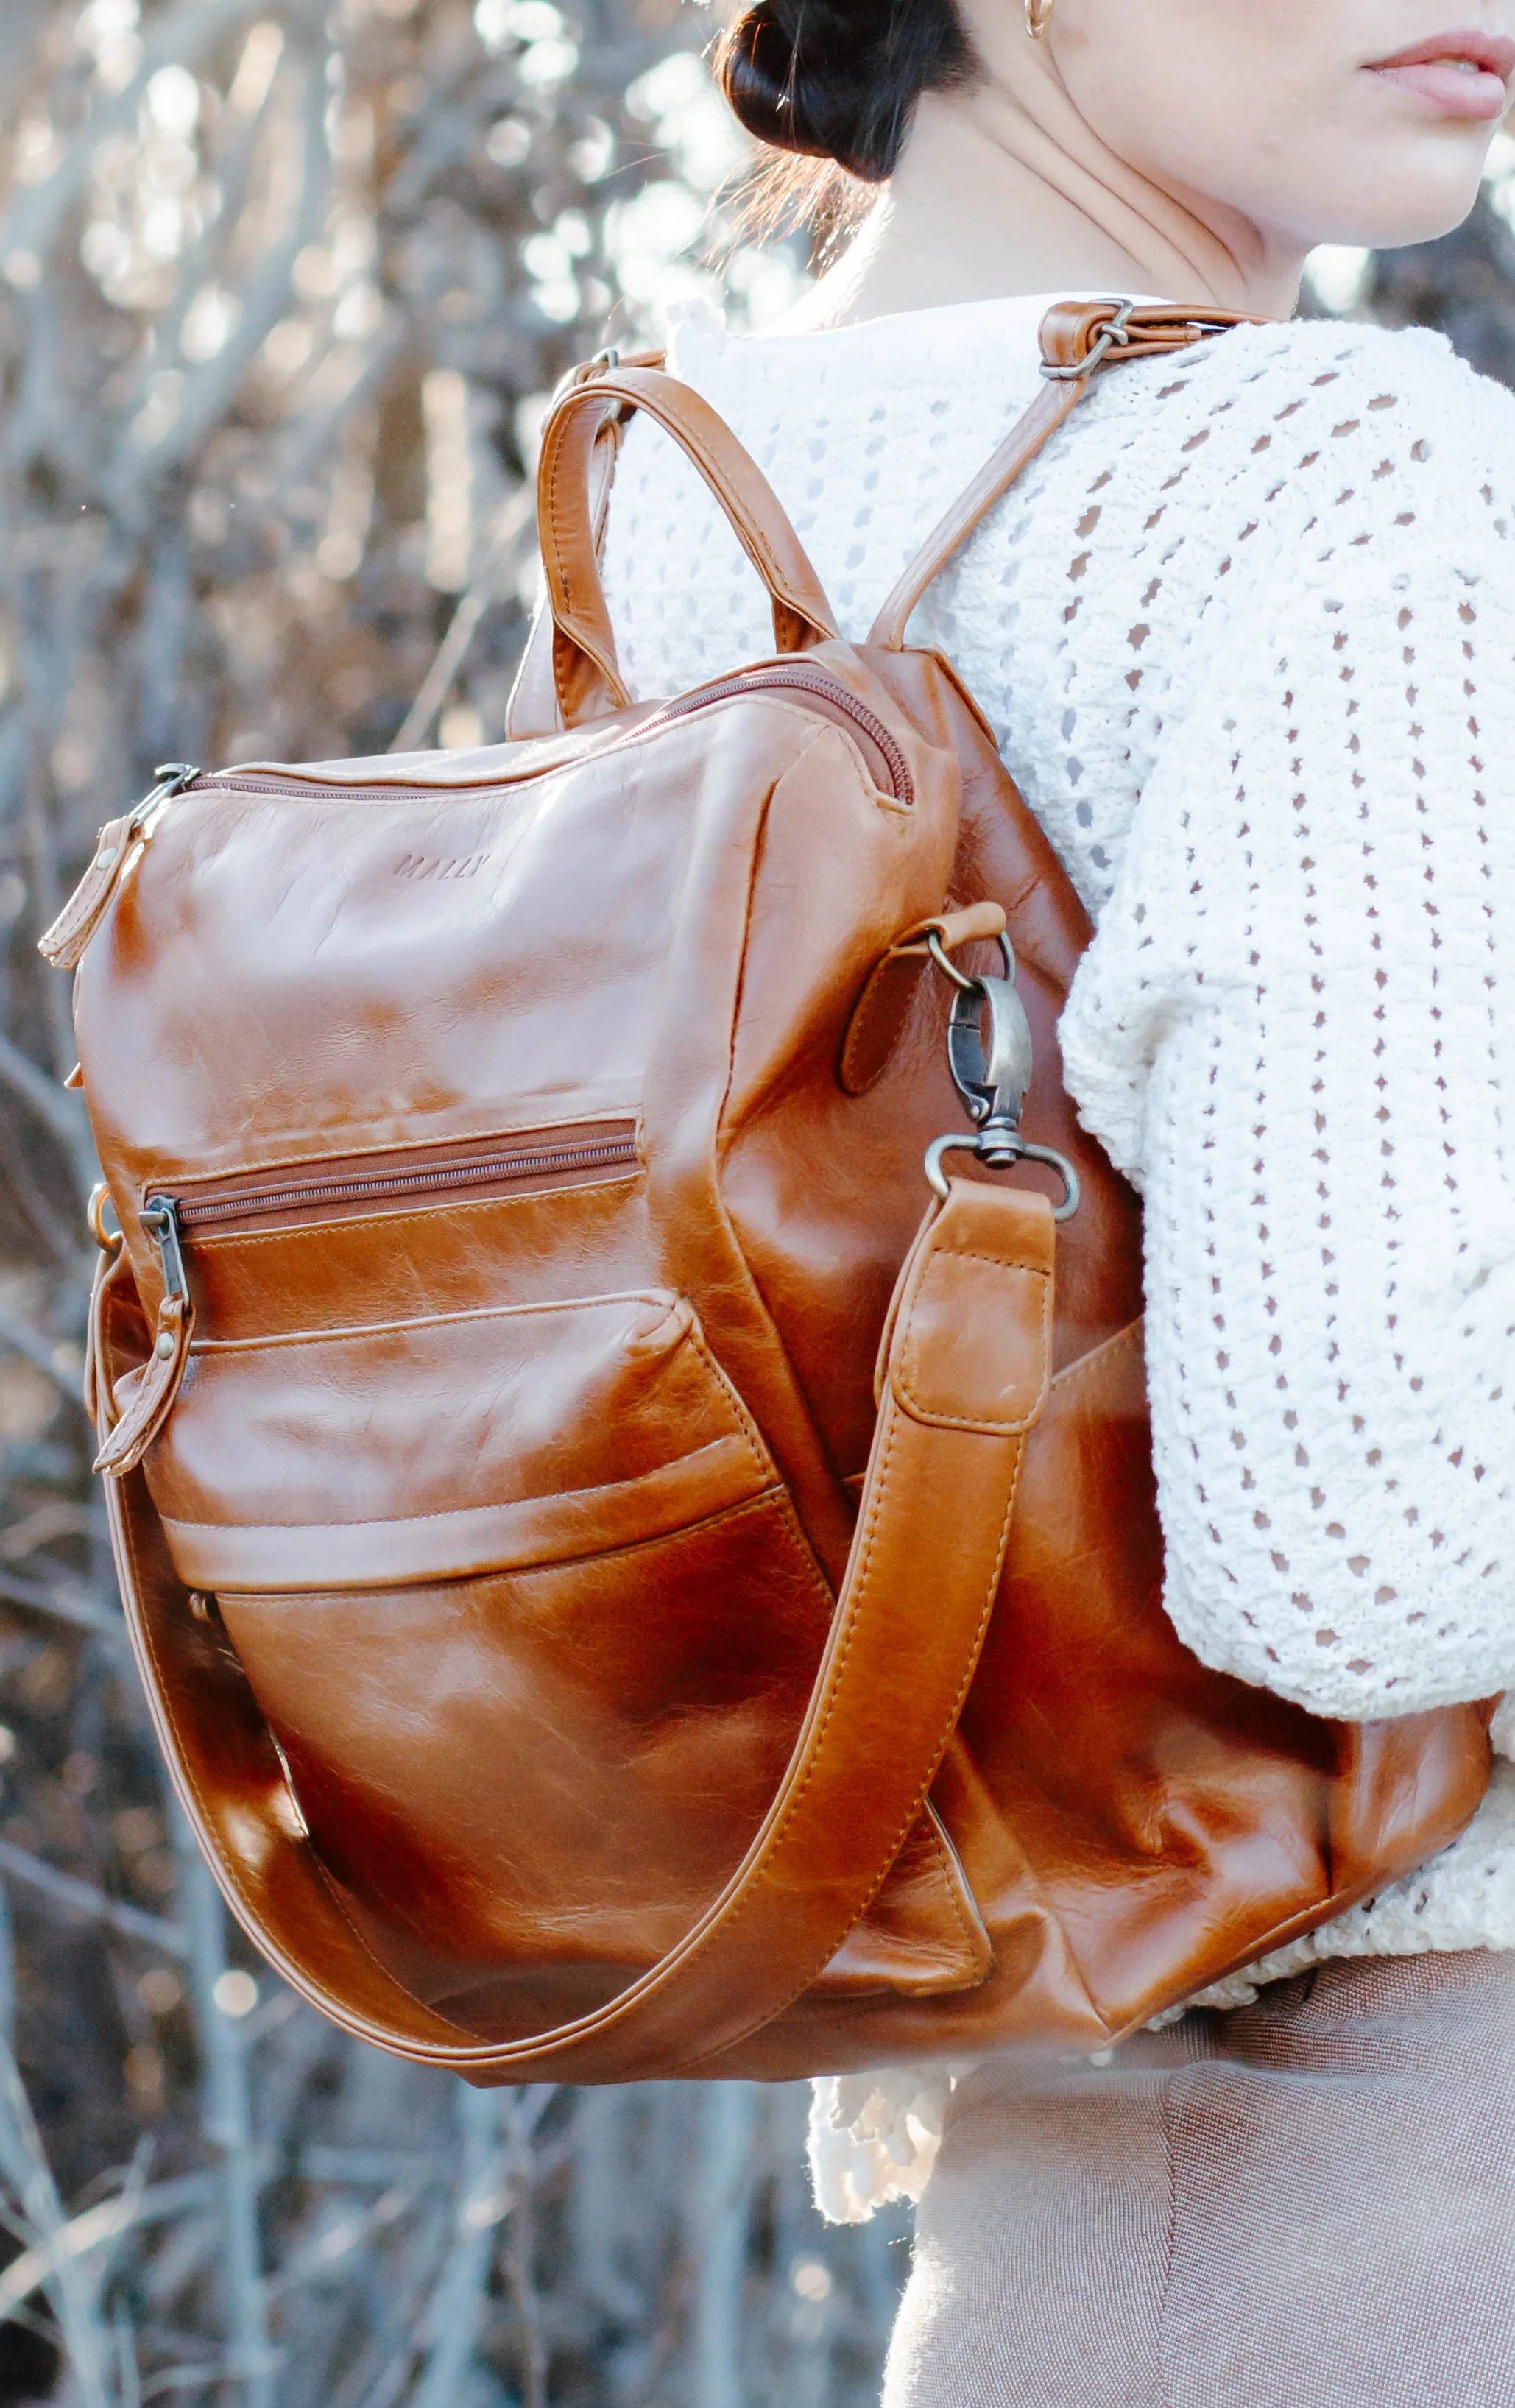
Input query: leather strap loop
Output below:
<box><xmin>869</xmin><ymin>301</ymin><xmax>1265</xmax><ymax>652</ymax></box>
<box><xmin>839</xmin><ymin>901</ymin><xmax>1009</xmax><ymax>1097</ymax></box>
<box><xmin>103</xmin><ymin>1178</ymin><xmax>1056</xmax><ymax>2083</ymax></box>
<box><xmin>537</xmin><ymin>366</ymin><xmax>839</xmax><ymax>728</ymax></box>
<box><xmin>1037</xmin><ymin>298</ymin><xmax>1258</xmax><ymax>375</ymax></box>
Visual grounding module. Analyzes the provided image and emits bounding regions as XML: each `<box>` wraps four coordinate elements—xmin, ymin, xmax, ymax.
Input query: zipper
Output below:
<box><xmin>96</xmin><ymin>1121</ymin><xmax>638</xmax><ymax>1480</ymax></box>
<box><xmin>139</xmin><ymin>1123</ymin><xmax>639</xmax><ymax>1293</ymax></box>
<box><xmin>198</xmin><ymin>663</ymin><xmax>914</xmax><ymax>808</ymax></box>
<box><xmin>633</xmin><ymin>666</ymin><xmax>912</xmax><ymax>802</ymax></box>
<box><xmin>46</xmin><ymin>668</ymin><xmax>913</xmax><ymax>979</ymax></box>
<box><xmin>38</xmin><ymin>763</ymin><xmax>201</xmax><ymax>972</ymax></box>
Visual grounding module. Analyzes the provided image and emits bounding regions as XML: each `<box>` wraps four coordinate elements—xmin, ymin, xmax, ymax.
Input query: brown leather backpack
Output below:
<box><xmin>44</xmin><ymin>302</ymin><xmax>1491</xmax><ymax>2086</ymax></box>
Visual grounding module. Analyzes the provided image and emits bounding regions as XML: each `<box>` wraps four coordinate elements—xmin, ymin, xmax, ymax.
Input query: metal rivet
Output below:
<box><xmin>96</xmin><ymin>844</ymin><xmax>118</xmax><ymax>869</ymax></box>
<box><xmin>155</xmin><ymin>1332</ymin><xmax>175</xmax><ymax>1360</ymax></box>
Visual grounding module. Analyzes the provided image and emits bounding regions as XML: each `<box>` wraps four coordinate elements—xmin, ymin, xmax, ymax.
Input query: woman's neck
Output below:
<box><xmin>796</xmin><ymin>78</ymin><xmax>1307</xmax><ymax>332</ymax></box>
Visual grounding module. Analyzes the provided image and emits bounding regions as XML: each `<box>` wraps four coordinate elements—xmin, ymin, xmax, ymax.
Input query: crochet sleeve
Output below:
<box><xmin>1059</xmin><ymin>347</ymin><xmax>1515</xmax><ymax>1720</ymax></box>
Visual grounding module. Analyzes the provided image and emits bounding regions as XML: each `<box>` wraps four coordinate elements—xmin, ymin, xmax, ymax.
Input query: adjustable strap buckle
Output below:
<box><xmin>1041</xmin><ymin>298</ymin><xmax>1137</xmax><ymax>382</ymax></box>
<box><xmin>922</xmin><ymin>929</ymin><xmax>1081</xmax><ymax>1217</ymax></box>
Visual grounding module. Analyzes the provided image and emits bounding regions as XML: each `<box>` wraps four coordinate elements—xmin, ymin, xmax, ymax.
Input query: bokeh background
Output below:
<box><xmin>0</xmin><ymin>5</ymin><xmax>1512</xmax><ymax>2401</ymax></box>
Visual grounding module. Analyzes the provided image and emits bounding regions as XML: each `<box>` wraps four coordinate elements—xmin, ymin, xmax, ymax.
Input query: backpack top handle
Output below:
<box><xmin>536</xmin><ymin>364</ymin><xmax>839</xmax><ymax>728</ymax></box>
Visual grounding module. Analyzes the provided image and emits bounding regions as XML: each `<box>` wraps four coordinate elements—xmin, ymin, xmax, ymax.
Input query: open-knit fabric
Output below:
<box><xmin>597</xmin><ymin>292</ymin><xmax>1515</xmax><ymax>2217</ymax></box>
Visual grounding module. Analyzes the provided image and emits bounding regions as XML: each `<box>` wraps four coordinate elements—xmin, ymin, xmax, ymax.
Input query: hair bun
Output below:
<box><xmin>718</xmin><ymin>0</ymin><xmax>972</xmax><ymax>184</ymax></box>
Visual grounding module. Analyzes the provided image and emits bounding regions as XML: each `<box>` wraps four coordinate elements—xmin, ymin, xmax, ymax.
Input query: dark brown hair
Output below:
<box><xmin>716</xmin><ymin>0</ymin><xmax>976</xmax><ymax>186</ymax></box>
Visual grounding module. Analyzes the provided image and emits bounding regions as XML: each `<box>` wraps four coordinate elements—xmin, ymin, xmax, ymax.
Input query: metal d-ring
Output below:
<box><xmin>924</xmin><ymin>1131</ymin><xmax>1081</xmax><ymax>1217</ymax></box>
<box><xmin>925</xmin><ymin>925</ymin><xmax>1015</xmax><ymax>995</ymax></box>
<box><xmin>88</xmin><ymin>1181</ymin><xmax>123</xmax><ymax>1254</ymax></box>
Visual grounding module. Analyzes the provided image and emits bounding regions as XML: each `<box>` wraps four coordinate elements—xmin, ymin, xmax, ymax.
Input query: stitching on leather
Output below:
<box><xmin>543</xmin><ymin>406</ymin><xmax>588</xmax><ymax>623</ymax></box>
<box><xmin>188</xmin><ymin>1169</ymin><xmax>640</xmax><ymax>1262</ymax></box>
<box><xmin>633</xmin><ymin>398</ymin><xmax>798</xmax><ymax>598</ymax></box>
<box><xmin>840</xmin><ymin>951</ymin><xmax>922</xmax><ymax>1091</ymax></box>
<box><xmin>684</xmin><ymin>1444</ymin><xmax>1025</xmax><ymax>2071</ymax></box>
<box><xmin>547</xmin><ymin>386</ymin><xmax>822</xmax><ymax>677</ymax></box>
<box><xmin>119</xmin><ymin>1483</ymin><xmax>547</xmax><ymax>2064</ymax></box>
<box><xmin>919</xmin><ymin>1808</ymin><xmax>983</xmax><ymax>1966</ymax></box>
<box><xmin>113</xmin><ymin>1338</ymin><xmax>663</xmax><ymax>2075</ymax></box>
<box><xmin>683</xmin><ymin>1419</ymin><xmax>1028</xmax><ymax>2069</ymax></box>
<box><xmin>543</xmin><ymin>404</ymin><xmax>630</xmax><ymax>706</ymax></box>
<box><xmin>117</xmin><ymin>1489</ymin><xmax>425</xmax><ymax>2024</ymax></box>
<box><xmin>1048</xmin><ymin>1316</ymin><xmax>1145</xmax><ymax>1401</ymax></box>
<box><xmin>190</xmin><ymin>1288</ymin><xmax>683</xmax><ymax>1355</ymax></box>
<box><xmin>99</xmin><ymin>1302</ymin><xmax>192</xmax><ymax>1469</ymax></box>
<box><xmin>905</xmin><ymin>1245</ymin><xmax>1050</xmax><ymax>1268</ymax></box>
<box><xmin>167</xmin><ymin>1439</ymin><xmax>772</xmax><ymax>1553</ymax></box>
<box><xmin>715</xmin><ymin>1400</ymin><xmax>906</xmax><ymax>1882</ymax></box>
<box><xmin>229</xmin><ymin>1483</ymin><xmax>785</xmax><ymax>1593</ymax></box>
<box><xmin>555</xmin><ymin>381</ymin><xmax>824</xmax><ymax>634</ymax></box>
<box><xmin>702</xmin><ymin>752</ymin><xmax>858</xmax><ymax>1576</ymax></box>
<box><xmin>121</xmin><ymin>1279</ymin><xmax>1012</xmax><ymax>2075</ymax></box>
<box><xmin>152</xmin><ymin>1486</ymin><xmax>809</xmax><ymax>2080</ymax></box>
<box><xmin>618</xmin><ymin>693</ymin><xmax>842</xmax><ymax>776</ymax></box>
<box><xmin>178</xmin><ymin>1322</ymin><xmax>773</xmax><ymax>1570</ymax></box>
<box><xmin>179</xmin><ymin>1115</ymin><xmax>644</xmax><ymax>1212</ymax></box>
<box><xmin>895</xmin><ymin>1251</ymin><xmax>1052</xmax><ymax>1430</ymax></box>
<box><xmin>682</xmin><ymin>1319</ymin><xmax>784</xmax><ymax>1488</ymax></box>
<box><xmin>765</xmin><ymin>1486</ymin><xmax>850</xmax><ymax>1622</ymax></box>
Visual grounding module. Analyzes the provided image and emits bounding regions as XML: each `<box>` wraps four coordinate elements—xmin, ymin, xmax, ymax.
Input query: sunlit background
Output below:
<box><xmin>0</xmin><ymin>6</ymin><xmax>1512</xmax><ymax>2402</ymax></box>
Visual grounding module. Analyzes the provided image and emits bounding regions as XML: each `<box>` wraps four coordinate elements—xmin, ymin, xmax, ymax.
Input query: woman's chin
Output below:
<box><xmin>1299</xmin><ymin>166</ymin><xmax>1494</xmax><ymax>254</ymax></box>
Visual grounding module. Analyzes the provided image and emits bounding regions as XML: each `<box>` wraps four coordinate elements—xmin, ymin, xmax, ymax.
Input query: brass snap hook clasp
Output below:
<box><xmin>929</xmin><ymin>929</ymin><xmax>1034</xmax><ymax>1138</ymax></box>
<box><xmin>922</xmin><ymin>928</ymin><xmax>1081</xmax><ymax>1218</ymax></box>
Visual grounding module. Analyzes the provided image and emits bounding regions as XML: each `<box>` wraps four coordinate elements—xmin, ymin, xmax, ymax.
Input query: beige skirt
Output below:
<box><xmin>883</xmin><ymin>1950</ymin><xmax>1515</xmax><ymax>2408</ymax></box>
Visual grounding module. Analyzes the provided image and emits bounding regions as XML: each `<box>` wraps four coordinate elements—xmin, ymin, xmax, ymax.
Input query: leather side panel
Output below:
<box><xmin>721</xmin><ymin>652</ymin><xmax>1145</xmax><ymax>1489</ymax></box>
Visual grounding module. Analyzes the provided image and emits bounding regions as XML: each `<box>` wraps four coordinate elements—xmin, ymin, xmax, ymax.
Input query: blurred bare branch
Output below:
<box><xmin>0</xmin><ymin>1838</ymin><xmax>186</xmax><ymax>1957</ymax></box>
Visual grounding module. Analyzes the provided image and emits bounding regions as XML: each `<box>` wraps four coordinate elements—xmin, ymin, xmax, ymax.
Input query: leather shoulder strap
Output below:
<box><xmin>102</xmin><ymin>1178</ymin><xmax>1059</xmax><ymax>2083</ymax></box>
<box><xmin>868</xmin><ymin>300</ymin><xmax>1265</xmax><ymax>651</ymax></box>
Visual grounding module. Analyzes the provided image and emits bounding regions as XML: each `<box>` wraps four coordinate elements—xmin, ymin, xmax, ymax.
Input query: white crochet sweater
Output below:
<box><xmin>598</xmin><ymin>292</ymin><xmax>1515</xmax><ymax>2220</ymax></box>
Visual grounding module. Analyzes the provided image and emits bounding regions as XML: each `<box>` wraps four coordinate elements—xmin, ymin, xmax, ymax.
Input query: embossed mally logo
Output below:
<box><xmin>394</xmin><ymin>852</ymin><xmax>489</xmax><ymax>881</ymax></box>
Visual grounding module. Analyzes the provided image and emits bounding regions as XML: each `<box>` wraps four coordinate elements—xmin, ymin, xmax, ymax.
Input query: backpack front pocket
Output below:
<box><xmin>147</xmin><ymin>1290</ymin><xmax>776</xmax><ymax>1592</ymax></box>
<box><xmin>141</xmin><ymin>1290</ymin><xmax>846</xmax><ymax>2027</ymax></box>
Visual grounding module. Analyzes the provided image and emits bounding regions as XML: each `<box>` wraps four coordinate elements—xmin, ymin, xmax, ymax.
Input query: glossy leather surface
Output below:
<box><xmin>60</xmin><ymin>305</ymin><xmax>1494</xmax><ymax>2083</ymax></box>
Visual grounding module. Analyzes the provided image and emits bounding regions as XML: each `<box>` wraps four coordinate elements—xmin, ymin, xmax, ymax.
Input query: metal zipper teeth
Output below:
<box><xmin>636</xmin><ymin>668</ymin><xmax>913</xmax><ymax>802</ymax></box>
<box><xmin>174</xmin><ymin>1137</ymin><xmax>639</xmax><ymax>1229</ymax></box>
<box><xmin>193</xmin><ymin>668</ymin><xmax>914</xmax><ymax>808</ymax></box>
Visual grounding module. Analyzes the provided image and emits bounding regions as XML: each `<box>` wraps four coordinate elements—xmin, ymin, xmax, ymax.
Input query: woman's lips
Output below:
<box><xmin>1368</xmin><ymin>29</ymin><xmax>1515</xmax><ymax>121</ymax></box>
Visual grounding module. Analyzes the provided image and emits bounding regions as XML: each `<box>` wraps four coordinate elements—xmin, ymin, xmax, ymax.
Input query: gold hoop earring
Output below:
<box><xmin>1025</xmin><ymin>0</ymin><xmax>1055</xmax><ymax>37</ymax></box>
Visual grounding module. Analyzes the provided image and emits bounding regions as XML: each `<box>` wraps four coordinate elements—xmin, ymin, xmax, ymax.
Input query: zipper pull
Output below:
<box><xmin>139</xmin><ymin>1195</ymin><xmax>188</xmax><ymax>1305</ymax></box>
<box><xmin>93</xmin><ymin>1196</ymin><xmax>193</xmax><ymax>1477</ymax></box>
<box><xmin>39</xmin><ymin>763</ymin><xmax>199</xmax><ymax>973</ymax></box>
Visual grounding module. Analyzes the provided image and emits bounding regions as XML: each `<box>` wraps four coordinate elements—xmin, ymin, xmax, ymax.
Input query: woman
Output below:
<box><xmin>598</xmin><ymin>4</ymin><xmax>1515</xmax><ymax>2399</ymax></box>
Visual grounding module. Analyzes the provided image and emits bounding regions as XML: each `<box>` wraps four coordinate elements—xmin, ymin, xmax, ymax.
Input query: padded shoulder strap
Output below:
<box><xmin>869</xmin><ymin>300</ymin><xmax>1265</xmax><ymax>650</ymax></box>
<box><xmin>101</xmin><ymin>1179</ymin><xmax>1058</xmax><ymax>2083</ymax></box>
